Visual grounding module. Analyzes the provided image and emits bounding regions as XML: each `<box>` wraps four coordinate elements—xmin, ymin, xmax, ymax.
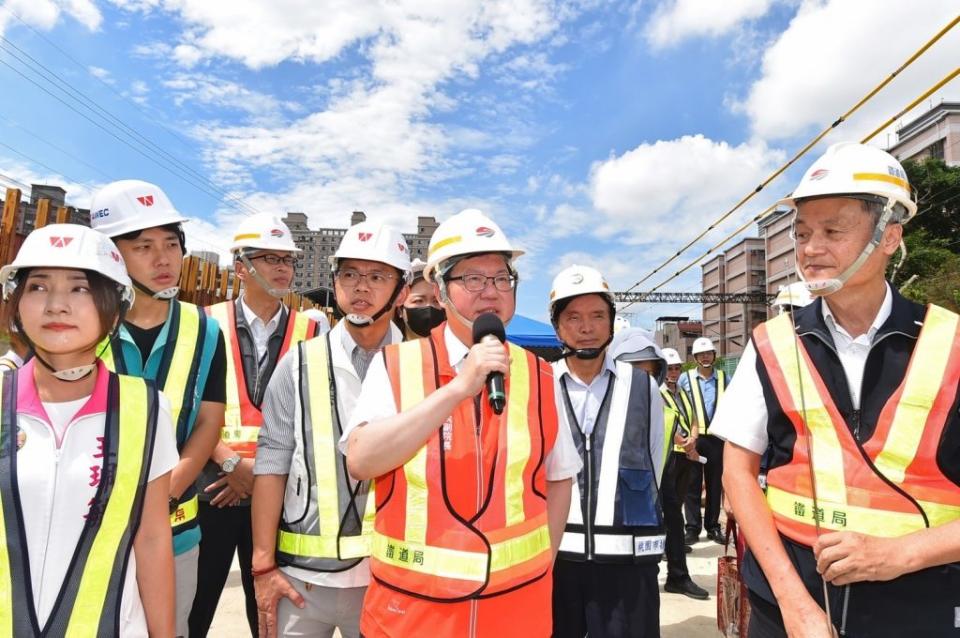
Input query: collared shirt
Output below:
<box><xmin>552</xmin><ymin>355</ymin><xmax>618</xmax><ymax>438</ymax></box>
<box><xmin>238</xmin><ymin>295</ymin><xmax>283</xmax><ymax>365</ymax></box>
<box><xmin>710</xmin><ymin>284</ymin><xmax>894</xmax><ymax>455</ymax></box>
<box><xmin>340</xmin><ymin>321</ymin><xmax>393</xmax><ymax>381</ymax></box>
<box><xmin>679</xmin><ymin>368</ymin><xmax>720</xmax><ymax>421</ymax></box>
<box><xmin>255</xmin><ymin>319</ymin><xmax>403</xmax><ymax>589</ymax></box>
<box><xmin>341</xmin><ymin>325</ymin><xmax>582</xmax><ymax>481</ymax></box>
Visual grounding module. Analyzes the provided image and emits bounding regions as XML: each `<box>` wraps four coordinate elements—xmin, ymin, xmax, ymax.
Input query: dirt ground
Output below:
<box><xmin>208</xmin><ymin>536</ymin><xmax>727</xmax><ymax>637</ymax></box>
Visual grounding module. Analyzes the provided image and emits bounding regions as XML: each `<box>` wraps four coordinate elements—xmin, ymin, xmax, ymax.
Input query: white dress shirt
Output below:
<box><xmin>342</xmin><ymin>325</ymin><xmax>582</xmax><ymax>481</ymax></box>
<box><xmin>238</xmin><ymin>295</ymin><xmax>283</xmax><ymax>364</ymax></box>
<box><xmin>710</xmin><ymin>285</ymin><xmax>893</xmax><ymax>455</ymax></box>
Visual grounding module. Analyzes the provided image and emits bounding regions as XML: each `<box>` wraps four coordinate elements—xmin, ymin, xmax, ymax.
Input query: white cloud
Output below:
<box><xmin>0</xmin><ymin>0</ymin><xmax>101</xmax><ymax>35</ymax></box>
<box><xmin>735</xmin><ymin>0</ymin><xmax>960</xmax><ymax>142</ymax></box>
<box><xmin>644</xmin><ymin>0</ymin><xmax>775</xmax><ymax>49</ymax></box>
<box><xmin>162</xmin><ymin>73</ymin><xmax>301</xmax><ymax>120</ymax></box>
<box><xmin>587</xmin><ymin>134</ymin><xmax>784</xmax><ymax>244</ymax></box>
<box><xmin>88</xmin><ymin>65</ymin><xmax>112</xmax><ymax>82</ymax></box>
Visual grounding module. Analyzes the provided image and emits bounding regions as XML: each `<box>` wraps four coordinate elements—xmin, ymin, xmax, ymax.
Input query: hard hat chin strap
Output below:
<box><xmin>238</xmin><ymin>253</ymin><xmax>292</xmax><ymax>299</ymax></box>
<box><xmin>800</xmin><ymin>198</ymin><xmax>897</xmax><ymax>297</ymax></box>
<box><xmin>557</xmin><ymin>335</ymin><xmax>612</xmax><ymax>361</ymax></box>
<box><xmin>131</xmin><ymin>277</ymin><xmax>179</xmax><ymax>300</ymax></box>
<box><xmin>13</xmin><ymin>307</ymin><xmax>125</xmax><ymax>382</ymax></box>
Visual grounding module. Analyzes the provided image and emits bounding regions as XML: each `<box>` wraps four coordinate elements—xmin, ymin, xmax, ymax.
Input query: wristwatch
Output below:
<box><xmin>168</xmin><ymin>496</ymin><xmax>179</xmax><ymax>516</ymax></box>
<box><xmin>221</xmin><ymin>455</ymin><xmax>242</xmax><ymax>474</ymax></box>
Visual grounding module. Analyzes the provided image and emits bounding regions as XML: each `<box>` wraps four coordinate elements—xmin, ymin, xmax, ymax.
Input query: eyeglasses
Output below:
<box><xmin>336</xmin><ymin>269</ymin><xmax>397</xmax><ymax>289</ymax></box>
<box><xmin>445</xmin><ymin>273</ymin><xmax>517</xmax><ymax>292</ymax></box>
<box><xmin>251</xmin><ymin>254</ymin><xmax>297</xmax><ymax>267</ymax></box>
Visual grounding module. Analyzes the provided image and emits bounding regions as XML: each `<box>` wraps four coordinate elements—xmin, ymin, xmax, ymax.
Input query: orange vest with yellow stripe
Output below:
<box><xmin>206</xmin><ymin>300</ymin><xmax>318</xmax><ymax>458</ymax></box>
<box><xmin>371</xmin><ymin>330</ymin><xmax>555</xmax><ymax>602</ymax></box>
<box><xmin>754</xmin><ymin>306</ymin><xmax>960</xmax><ymax>546</ymax></box>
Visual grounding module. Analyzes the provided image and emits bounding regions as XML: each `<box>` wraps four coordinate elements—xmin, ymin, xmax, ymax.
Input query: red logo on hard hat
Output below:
<box><xmin>136</xmin><ymin>195</ymin><xmax>154</xmax><ymax>206</ymax></box>
<box><xmin>397</xmin><ymin>242</ymin><xmax>406</xmax><ymax>252</ymax></box>
<box><xmin>358</xmin><ymin>232</ymin><xmax>373</xmax><ymax>242</ymax></box>
<box><xmin>270</xmin><ymin>229</ymin><xmax>284</xmax><ymax>238</ymax></box>
<box><xmin>475</xmin><ymin>226</ymin><xmax>495</xmax><ymax>238</ymax></box>
<box><xmin>111</xmin><ymin>251</ymin><xmax>121</xmax><ymax>263</ymax></box>
<box><xmin>49</xmin><ymin>236</ymin><xmax>74</xmax><ymax>248</ymax></box>
<box><xmin>809</xmin><ymin>169</ymin><xmax>829</xmax><ymax>181</ymax></box>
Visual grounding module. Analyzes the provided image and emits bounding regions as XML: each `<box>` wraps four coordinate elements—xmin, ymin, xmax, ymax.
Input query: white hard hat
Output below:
<box><xmin>1</xmin><ymin>224</ymin><xmax>134</xmax><ymax>307</ymax></box>
<box><xmin>424</xmin><ymin>209</ymin><xmax>523</xmax><ymax>283</ymax></box>
<box><xmin>778</xmin><ymin>143</ymin><xmax>917</xmax><ymax>222</ymax></box>
<box><xmin>613</xmin><ymin>315</ymin><xmax>631</xmax><ymax>333</ymax></box>
<box><xmin>89</xmin><ymin>180</ymin><xmax>190</xmax><ymax>238</ymax></box>
<box><xmin>332</xmin><ymin>221</ymin><xmax>412</xmax><ymax>276</ymax></box>
<box><xmin>691</xmin><ymin>337</ymin><xmax>715</xmax><ymax>355</ymax></box>
<box><xmin>231</xmin><ymin>213</ymin><xmax>301</xmax><ymax>253</ymax></box>
<box><xmin>548</xmin><ymin>264</ymin><xmax>614</xmax><ymax>319</ymax></box>
<box><xmin>772</xmin><ymin>282</ymin><xmax>814</xmax><ymax>309</ymax></box>
<box><xmin>410</xmin><ymin>258</ymin><xmax>427</xmax><ymax>281</ymax></box>
<box><xmin>662</xmin><ymin>347</ymin><xmax>683</xmax><ymax>366</ymax></box>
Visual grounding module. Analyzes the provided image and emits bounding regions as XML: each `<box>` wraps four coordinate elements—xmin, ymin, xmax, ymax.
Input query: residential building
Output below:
<box><xmin>654</xmin><ymin>316</ymin><xmax>703</xmax><ymax>363</ymax></box>
<box><xmin>700</xmin><ymin>237</ymin><xmax>767</xmax><ymax>360</ymax></box>
<box><xmin>759</xmin><ymin>208</ymin><xmax>797</xmax><ymax>319</ymax></box>
<box><xmin>888</xmin><ymin>101</ymin><xmax>960</xmax><ymax>167</ymax></box>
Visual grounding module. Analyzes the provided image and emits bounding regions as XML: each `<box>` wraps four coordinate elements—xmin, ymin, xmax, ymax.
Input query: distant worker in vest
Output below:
<box><xmin>190</xmin><ymin>213</ymin><xmax>322</xmax><ymax>637</ymax></box>
<box><xmin>551</xmin><ymin>304</ymin><xmax>668</xmax><ymax>638</ymax></box>
<box><xmin>658</xmin><ymin>346</ymin><xmax>709</xmax><ymax>600</ymax></box>
<box><xmin>713</xmin><ymin>142</ymin><xmax>960</xmax><ymax>637</ymax></box>
<box><xmin>90</xmin><ymin>179</ymin><xmax>227</xmax><ymax>637</ymax></box>
<box><xmin>0</xmin><ymin>224</ymin><xmax>179</xmax><ymax>635</ymax></box>
<box><xmin>396</xmin><ymin>258</ymin><xmax>445</xmax><ymax>340</ymax></box>
<box><xmin>343</xmin><ymin>209</ymin><xmax>580</xmax><ymax>637</ymax></box>
<box><xmin>251</xmin><ymin>221</ymin><xmax>411</xmax><ymax>638</ymax></box>
<box><xmin>679</xmin><ymin>336</ymin><xmax>727</xmax><ymax>545</ymax></box>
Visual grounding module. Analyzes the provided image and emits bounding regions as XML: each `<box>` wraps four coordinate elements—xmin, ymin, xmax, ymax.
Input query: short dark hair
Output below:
<box><xmin>4</xmin><ymin>269</ymin><xmax>123</xmax><ymax>346</ymax></box>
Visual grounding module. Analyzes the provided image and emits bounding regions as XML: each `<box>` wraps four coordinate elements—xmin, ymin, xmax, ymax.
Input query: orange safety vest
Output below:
<box><xmin>754</xmin><ymin>306</ymin><xmax>960</xmax><ymax>546</ymax></box>
<box><xmin>371</xmin><ymin>330</ymin><xmax>554</xmax><ymax>604</ymax></box>
<box><xmin>206</xmin><ymin>301</ymin><xmax>318</xmax><ymax>458</ymax></box>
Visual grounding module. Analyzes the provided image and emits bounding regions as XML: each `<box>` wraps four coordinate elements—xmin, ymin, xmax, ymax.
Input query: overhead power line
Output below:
<box><xmin>0</xmin><ymin>34</ymin><xmax>262</xmax><ymax>217</ymax></box>
<box><xmin>640</xmin><ymin>66</ymin><xmax>960</xmax><ymax>296</ymax></box>
<box><xmin>618</xmin><ymin>14</ymin><xmax>960</xmax><ymax>308</ymax></box>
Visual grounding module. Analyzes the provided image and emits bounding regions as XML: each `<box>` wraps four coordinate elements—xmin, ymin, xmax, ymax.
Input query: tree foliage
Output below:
<box><xmin>888</xmin><ymin>159</ymin><xmax>960</xmax><ymax>311</ymax></box>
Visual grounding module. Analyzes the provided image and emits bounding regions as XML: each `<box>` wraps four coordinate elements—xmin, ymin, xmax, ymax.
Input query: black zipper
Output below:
<box><xmin>584</xmin><ymin>430</ymin><xmax>594</xmax><ymax>560</ymax></box>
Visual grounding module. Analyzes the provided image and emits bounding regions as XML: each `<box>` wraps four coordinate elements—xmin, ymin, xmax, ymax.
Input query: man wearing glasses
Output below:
<box><xmin>342</xmin><ymin>209</ymin><xmax>580</xmax><ymax>637</ymax></box>
<box><xmin>190</xmin><ymin>213</ymin><xmax>322</xmax><ymax>637</ymax></box>
<box><xmin>251</xmin><ymin>221</ymin><xmax>411</xmax><ymax>637</ymax></box>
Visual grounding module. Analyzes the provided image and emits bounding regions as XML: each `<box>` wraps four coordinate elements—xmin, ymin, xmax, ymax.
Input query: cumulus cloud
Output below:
<box><xmin>587</xmin><ymin>134</ymin><xmax>784</xmax><ymax>244</ymax></box>
<box><xmin>0</xmin><ymin>0</ymin><xmax>101</xmax><ymax>35</ymax></box>
<box><xmin>163</xmin><ymin>73</ymin><xmax>302</xmax><ymax>120</ymax></box>
<box><xmin>735</xmin><ymin>0</ymin><xmax>960</xmax><ymax>142</ymax></box>
<box><xmin>644</xmin><ymin>0</ymin><xmax>775</xmax><ymax>49</ymax></box>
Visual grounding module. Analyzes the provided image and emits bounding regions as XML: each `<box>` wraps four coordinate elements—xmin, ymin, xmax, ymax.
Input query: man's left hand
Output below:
<box><xmin>813</xmin><ymin>532</ymin><xmax>905</xmax><ymax>585</ymax></box>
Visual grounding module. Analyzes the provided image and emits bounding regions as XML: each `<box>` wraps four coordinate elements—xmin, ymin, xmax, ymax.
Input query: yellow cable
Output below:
<box><xmin>620</xmin><ymin>14</ymin><xmax>960</xmax><ymax>305</ymax></box>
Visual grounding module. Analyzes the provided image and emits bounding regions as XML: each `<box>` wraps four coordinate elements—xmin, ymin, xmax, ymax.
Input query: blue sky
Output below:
<box><xmin>1</xmin><ymin>0</ymin><xmax>958</xmax><ymax>325</ymax></box>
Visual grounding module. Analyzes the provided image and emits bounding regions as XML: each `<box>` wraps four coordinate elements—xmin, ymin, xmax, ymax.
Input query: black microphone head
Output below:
<box><xmin>472</xmin><ymin>313</ymin><xmax>506</xmax><ymax>344</ymax></box>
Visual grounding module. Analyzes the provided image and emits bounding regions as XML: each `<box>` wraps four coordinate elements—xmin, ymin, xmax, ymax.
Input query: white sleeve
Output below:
<box><xmin>648</xmin><ymin>377</ymin><xmax>666</xmax><ymax>486</ymax></box>
<box><xmin>338</xmin><ymin>354</ymin><xmax>398</xmax><ymax>454</ymax></box>
<box><xmin>545</xmin><ymin>397</ymin><xmax>583</xmax><ymax>482</ymax></box>
<box><xmin>148</xmin><ymin>394</ymin><xmax>179</xmax><ymax>481</ymax></box>
<box><xmin>708</xmin><ymin>342</ymin><xmax>769</xmax><ymax>455</ymax></box>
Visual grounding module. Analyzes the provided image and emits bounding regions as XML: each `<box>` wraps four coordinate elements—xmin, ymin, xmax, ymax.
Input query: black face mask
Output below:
<box><xmin>405</xmin><ymin>306</ymin><xmax>446</xmax><ymax>337</ymax></box>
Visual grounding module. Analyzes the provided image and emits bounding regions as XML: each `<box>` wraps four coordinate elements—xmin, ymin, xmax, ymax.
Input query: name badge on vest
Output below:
<box><xmin>634</xmin><ymin>535</ymin><xmax>665</xmax><ymax>557</ymax></box>
<box><xmin>442</xmin><ymin>416</ymin><xmax>453</xmax><ymax>451</ymax></box>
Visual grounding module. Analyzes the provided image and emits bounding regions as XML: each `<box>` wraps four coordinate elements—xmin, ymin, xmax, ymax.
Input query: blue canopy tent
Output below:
<box><xmin>506</xmin><ymin>315</ymin><xmax>562</xmax><ymax>360</ymax></box>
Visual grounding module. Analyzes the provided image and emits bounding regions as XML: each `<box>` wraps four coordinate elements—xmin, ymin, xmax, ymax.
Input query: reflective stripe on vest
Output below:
<box><xmin>275</xmin><ymin>333</ymin><xmax>375</xmax><ymax>570</ymax></box>
<box><xmin>661</xmin><ymin>385</ymin><xmax>692</xmax><ymax>453</ymax></box>
<box><xmin>559</xmin><ymin>362</ymin><xmax>665</xmax><ymax>562</ymax></box>
<box><xmin>0</xmin><ymin>371</ymin><xmax>156</xmax><ymax>637</ymax></box>
<box><xmin>99</xmin><ymin>301</ymin><xmax>206</xmax><ymax>534</ymax></box>
<box><xmin>686</xmin><ymin>368</ymin><xmax>725</xmax><ymax>435</ymax></box>
<box><xmin>755</xmin><ymin>307</ymin><xmax>960</xmax><ymax>545</ymax></box>
<box><xmin>207</xmin><ymin>301</ymin><xmax>316</xmax><ymax>459</ymax></box>
<box><xmin>371</xmin><ymin>336</ymin><xmax>552</xmax><ymax>601</ymax></box>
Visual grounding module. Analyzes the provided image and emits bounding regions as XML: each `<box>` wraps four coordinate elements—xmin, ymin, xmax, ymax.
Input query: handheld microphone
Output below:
<box><xmin>472</xmin><ymin>313</ymin><xmax>507</xmax><ymax>415</ymax></box>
